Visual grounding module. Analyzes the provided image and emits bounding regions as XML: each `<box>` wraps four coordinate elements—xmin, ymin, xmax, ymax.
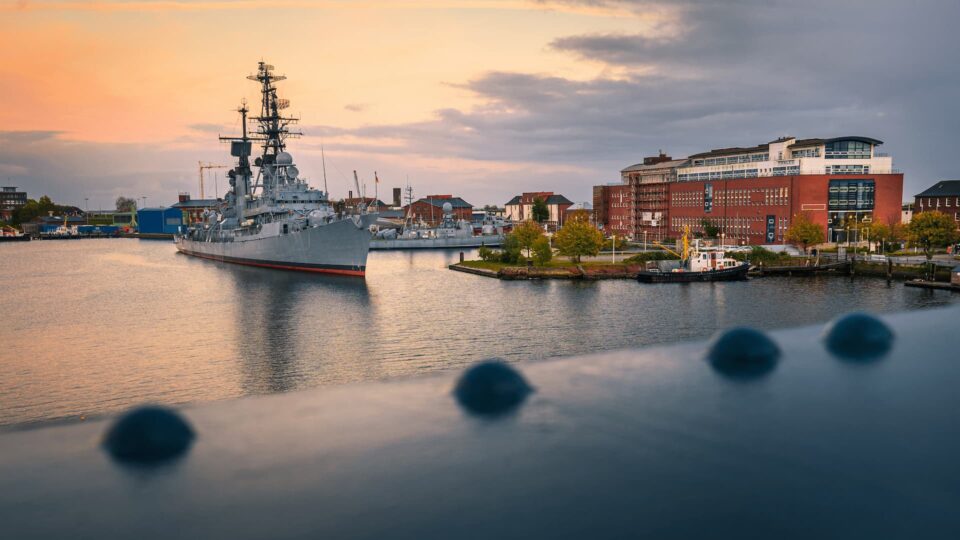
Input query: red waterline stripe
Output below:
<box><xmin>179</xmin><ymin>249</ymin><xmax>366</xmax><ymax>277</ymax></box>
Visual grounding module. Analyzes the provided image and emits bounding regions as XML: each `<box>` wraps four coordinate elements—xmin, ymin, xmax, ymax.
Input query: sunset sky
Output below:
<box><xmin>1</xmin><ymin>0</ymin><xmax>958</xmax><ymax>209</ymax></box>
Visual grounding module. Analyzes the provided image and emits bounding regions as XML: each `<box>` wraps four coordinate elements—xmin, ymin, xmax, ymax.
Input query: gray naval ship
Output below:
<box><xmin>176</xmin><ymin>62</ymin><xmax>377</xmax><ymax>276</ymax></box>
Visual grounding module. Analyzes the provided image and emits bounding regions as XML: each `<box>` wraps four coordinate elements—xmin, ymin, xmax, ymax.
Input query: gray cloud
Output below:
<box><xmin>343</xmin><ymin>103</ymin><xmax>368</xmax><ymax>113</ymax></box>
<box><xmin>11</xmin><ymin>0</ymin><xmax>960</xmax><ymax>207</ymax></box>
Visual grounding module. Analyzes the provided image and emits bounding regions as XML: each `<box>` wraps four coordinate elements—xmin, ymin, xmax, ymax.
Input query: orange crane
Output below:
<box><xmin>198</xmin><ymin>162</ymin><xmax>230</xmax><ymax>199</ymax></box>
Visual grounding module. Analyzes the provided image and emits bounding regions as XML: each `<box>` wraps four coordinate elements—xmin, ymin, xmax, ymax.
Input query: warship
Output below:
<box><xmin>176</xmin><ymin>62</ymin><xmax>377</xmax><ymax>276</ymax></box>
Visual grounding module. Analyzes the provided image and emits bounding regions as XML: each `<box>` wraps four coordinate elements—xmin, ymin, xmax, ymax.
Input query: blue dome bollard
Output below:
<box><xmin>706</xmin><ymin>327</ymin><xmax>780</xmax><ymax>379</ymax></box>
<box><xmin>454</xmin><ymin>360</ymin><xmax>533</xmax><ymax>417</ymax></box>
<box><xmin>823</xmin><ymin>312</ymin><xmax>894</xmax><ymax>361</ymax></box>
<box><xmin>103</xmin><ymin>405</ymin><xmax>195</xmax><ymax>465</ymax></box>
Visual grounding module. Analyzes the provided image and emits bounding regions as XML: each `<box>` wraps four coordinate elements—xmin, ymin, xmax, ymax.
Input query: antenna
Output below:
<box><xmin>321</xmin><ymin>142</ymin><xmax>329</xmax><ymax>196</ymax></box>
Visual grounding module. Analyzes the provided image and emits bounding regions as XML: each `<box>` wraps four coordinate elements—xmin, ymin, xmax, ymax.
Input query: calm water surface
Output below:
<box><xmin>1</xmin><ymin>239</ymin><xmax>957</xmax><ymax>427</ymax></box>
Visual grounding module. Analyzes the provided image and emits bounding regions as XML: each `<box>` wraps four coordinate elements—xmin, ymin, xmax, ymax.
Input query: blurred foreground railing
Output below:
<box><xmin>1</xmin><ymin>306</ymin><xmax>959</xmax><ymax>539</ymax></box>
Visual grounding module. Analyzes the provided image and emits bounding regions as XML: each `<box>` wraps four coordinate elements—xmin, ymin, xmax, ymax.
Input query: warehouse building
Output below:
<box><xmin>137</xmin><ymin>207</ymin><xmax>182</xmax><ymax>236</ymax></box>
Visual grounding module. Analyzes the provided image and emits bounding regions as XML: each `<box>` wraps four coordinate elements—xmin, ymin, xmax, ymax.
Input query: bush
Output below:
<box><xmin>623</xmin><ymin>250</ymin><xmax>679</xmax><ymax>264</ymax></box>
<box><xmin>729</xmin><ymin>246</ymin><xmax>793</xmax><ymax>264</ymax></box>
<box><xmin>478</xmin><ymin>246</ymin><xmax>494</xmax><ymax>261</ymax></box>
<box><xmin>532</xmin><ymin>237</ymin><xmax>552</xmax><ymax>265</ymax></box>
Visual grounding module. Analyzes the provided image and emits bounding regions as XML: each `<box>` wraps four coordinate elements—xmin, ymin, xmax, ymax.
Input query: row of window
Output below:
<box><xmin>825</xmin><ymin>140</ymin><xmax>871</xmax><ymax>159</ymax></box>
<box><xmin>826</xmin><ymin>164</ymin><xmax>870</xmax><ymax>174</ymax></box>
<box><xmin>791</xmin><ymin>148</ymin><xmax>820</xmax><ymax>158</ymax></box>
<box><xmin>828</xmin><ymin>180</ymin><xmax>875</xmax><ymax>211</ymax></box>
<box><xmin>772</xmin><ymin>165</ymin><xmax>800</xmax><ymax>176</ymax></box>
<box><xmin>918</xmin><ymin>197</ymin><xmax>960</xmax><ymax>209</ymax></box>
<box><xmin>678</xmin><ymin>169</ymin><xmax>760</xmax><ymax>182</ymax></box>
<box><xmin>691</xmin><ymin>153</ymin><xmax>769</xmax><ymax>167</ymax></box>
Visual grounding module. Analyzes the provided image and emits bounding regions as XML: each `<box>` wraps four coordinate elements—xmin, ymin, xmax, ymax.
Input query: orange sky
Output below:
<box><xmin>0</xmin><ymin>1</ymin><xmax>668</xmax><ymax>142</ymax></box>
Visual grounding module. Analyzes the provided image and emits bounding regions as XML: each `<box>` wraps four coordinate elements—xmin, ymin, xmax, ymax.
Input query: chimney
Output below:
<box><xmin>393</xmin><ymin>187</ymin><xmax>401</xmax><ymax>207</ymax></box>
<box><xmin>349</xmin><ymin>190</ymin><xmax>353</xmax><ymax>200</ymax></box>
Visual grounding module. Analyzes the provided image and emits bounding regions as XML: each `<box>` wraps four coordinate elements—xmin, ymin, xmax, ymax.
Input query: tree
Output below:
<box><xmin>700</xmin><ymin>219</ymin><xmax>720</xmax><ymax>239</ymax></box>
<box><xmin>532</xmin><ymin>236</ymin><xmax>553</xmax><ymax>266</ymax></box>
<box><xmin>512</xmin><ymin>220</ymin><xmax>544</xmax><ymax>257</ymax></box>
<box><xmin>905</xmin><ymin>211</ymin><xmax>958</xmax><ymax>260</ymax></box>
<box><xmin>785</xmin><ymin>212</ymin><xmax>825</xmax><ymax>254</ymax></box>
<box><xmin>554</xmin><ymin>218</ymin><xmax>604</xmax><ymax>263</ymax></box>
<box><xmin>566</xmin><ymin>209</ymin><xmax>590</xmax><ymax>224</ymax></box>
<box><xmin>869</xmin><ymin>222</ymin><xmax>903</xmax><ymax>253</ymax></box>
<box><xmin>116</xmin><ymin>196</ymin><xmax>137</xmax><ymax>212</ymax></box>
<box><xmin>531</xmin><ymin>196</ymin><xmax>549</xmax><ymax>223</ymax></box>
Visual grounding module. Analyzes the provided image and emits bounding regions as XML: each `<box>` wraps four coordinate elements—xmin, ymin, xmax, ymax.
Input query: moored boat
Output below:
<box><xmin>175</xmin><ymin>62</ymin><xmax>376</xmax><ymax>276</ymax></box>
<box><xmin>636</xmin><ymin>227</ymin><xmax>750</xmax><ymax>283</ymax></box>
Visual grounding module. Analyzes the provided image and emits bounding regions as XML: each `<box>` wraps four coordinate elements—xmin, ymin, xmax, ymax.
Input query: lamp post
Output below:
<box><xmin>720</xmin><ymin>232</ymin><xmax>725</xmax><ymax>250</ymax></box>
<box><xmin>643</xmin><ymin>230</ymin><xmax>648</xmax><ymax>251</ymax></box>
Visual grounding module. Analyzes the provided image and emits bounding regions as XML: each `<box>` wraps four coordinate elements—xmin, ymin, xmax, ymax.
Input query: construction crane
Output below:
<box><xmin>198</xmin><ymin>162</ymin><xmax>230</xmax><ymax>199</ymax></box>
<box><xmin>653</xmin><ymin>225</ymin><xmax>691</xmax><ymax>261</ymax></box>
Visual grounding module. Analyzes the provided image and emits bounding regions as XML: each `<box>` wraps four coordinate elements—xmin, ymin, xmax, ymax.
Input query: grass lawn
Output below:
<box><xmin>458</xmin><ymin>259</ymin><xmax>634</xmax><ymax>271</ymax></box>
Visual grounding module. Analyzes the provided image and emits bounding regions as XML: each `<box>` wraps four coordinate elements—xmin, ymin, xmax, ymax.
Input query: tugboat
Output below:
<box><xmin>636</xmin><ymin>227</ymin><xmax>750</xmax><ymax>283</ymax></box>
<box><xmin>175</xmin><ymin>62</ymin><xmax>377</xmax><ymax>276</ymax></box>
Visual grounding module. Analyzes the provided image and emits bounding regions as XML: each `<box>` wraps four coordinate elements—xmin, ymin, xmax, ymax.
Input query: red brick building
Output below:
<box><xmin>592</xmin><ymin>184</ymin><xmax>632</xmax><ymax>236</ymax></box>
<box><xmin>403</xmin><ymin>195</ymin><xmax>473</xmax><ymax>226</ymax></box>
<box><xmin>596</xmin><ymin>136</ymin><xmax>904</xmax><ymax>245</ymax></box>
<box><xmin>914</xmin><ymin>180</ymin><xmax>960</xmax><ymax>230</ymax></box>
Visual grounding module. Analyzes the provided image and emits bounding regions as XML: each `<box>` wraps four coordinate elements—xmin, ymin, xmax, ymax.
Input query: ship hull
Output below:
<box><xmin>176</xmin><ymin>214</ymin><xmax>376</xmax><ymax>277</ymax></box>
<box><xmin>636</xmin><ymin>263</ymin><xmax>750</xmax><ymax>283</ymax></box>
<box><xmin>370</xmin><ymin>234</ymin><xmax>504</xmax><ymax>250</ymax></box>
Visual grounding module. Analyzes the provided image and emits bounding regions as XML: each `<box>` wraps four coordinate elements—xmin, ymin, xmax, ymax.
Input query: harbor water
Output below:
<box><xmin>2</xmin><ymin>239</ymin><xmax>958</xmax><ymax>427</ymax></box>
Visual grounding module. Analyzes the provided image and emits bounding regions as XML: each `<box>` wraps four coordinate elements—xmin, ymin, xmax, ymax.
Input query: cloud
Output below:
<box><xmin>306</xmin><ymin>0</ymin><xmax>960</xmax><ymax>200</ymax></box>
<box><xmin>188</xmin><ymin>123</ymin><xmax>226</xmax><ymax>133</ymax></box>
<box><xmin>343</xmin><ymin>103</ymin><xmax>368</xmax><ymax>113</ymax></box>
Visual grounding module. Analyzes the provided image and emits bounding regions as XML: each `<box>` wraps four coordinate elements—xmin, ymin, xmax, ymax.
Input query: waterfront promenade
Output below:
<box><xmin>2</xmin><ymin>305</ymin><xmax>958</xmax><ymax>538</ymax></box>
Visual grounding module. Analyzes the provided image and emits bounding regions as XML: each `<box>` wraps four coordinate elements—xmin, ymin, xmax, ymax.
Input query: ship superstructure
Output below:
<box><xmin>176</xmin><ymin>62</ymin><xmax>377</xmax><ymax>275</ymax></box>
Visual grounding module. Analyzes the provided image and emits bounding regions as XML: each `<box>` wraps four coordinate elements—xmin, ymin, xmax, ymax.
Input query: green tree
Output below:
<box><xmin>700</xmin><ymin>219</ymin><xmax>720</xmax><ymax>239</ymax></box>
<box><xmin>554</xmin><ymin>218</ymin><xmax>604</xmax><ymax>263</ymax></box>
<box><xmin>116</xmin><ymin>196</ymin><xmax>137</xmax><ymax>212</ymax></box>
<box><xmin>532</xmin><ymin>236</ymin><xmax>552</xmax><ymax>265</ymax></box>
<box><xmin>905</xmin><ymin>211</ymin><xmax>958</xmax><ymax>260</ymax></box>
<box><xmin>499</xmin><ymin>233</ymin><xmax>523</xmax><ymax>264</ymax></box>
<box><xmin>512</xmin><ymin>220</ymin><xmax>544</xmax><ymax>257</ymax></box>
<box><xmin>869</xmin><ymin>221</ymin><xmax>903</xmax><ymax>253</ymax></box>
<box><xmin>785</xmin><ymin>212</ymin><xmax>825</xmax><ymax>254</ymax></box>
<box><xmin>531</xmin><ymin>197</ymin><xmax>549</xmax><ymax>223</ymax></box>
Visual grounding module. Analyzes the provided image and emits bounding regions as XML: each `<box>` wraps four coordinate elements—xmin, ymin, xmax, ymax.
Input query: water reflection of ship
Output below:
<box><xmin>370</xmin><ymin>185</ymin><xmax>506</xmax><ymax>250</ymax></box>
<box><xmin>224</xmin><ymin>265</ymin><xmax>373</xmax><ymax>395</ymax></box>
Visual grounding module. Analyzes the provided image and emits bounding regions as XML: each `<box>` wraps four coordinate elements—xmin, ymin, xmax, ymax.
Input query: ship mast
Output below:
<box><xmin>246</xmin><ymin>62</ymin><xmax>302</xmax><ymax>196</ymax></box>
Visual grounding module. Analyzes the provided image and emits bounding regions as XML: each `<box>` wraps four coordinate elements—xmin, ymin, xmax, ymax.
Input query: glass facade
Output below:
<box><xmin>825</xmin><ymin>140</ymin><xmax>871</xmax><ymax>159</ymax></box>
<box><xmin>828</xmin><ymin>179</ymin><xmax>875</xmax><ymax>210</ymax></box>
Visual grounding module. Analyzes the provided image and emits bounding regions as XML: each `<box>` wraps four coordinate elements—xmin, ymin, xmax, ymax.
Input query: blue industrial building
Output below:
<box><xmin>137</xmin><ymin>207</ymin><xmax>182</xmax><ymax>235</ymax></box>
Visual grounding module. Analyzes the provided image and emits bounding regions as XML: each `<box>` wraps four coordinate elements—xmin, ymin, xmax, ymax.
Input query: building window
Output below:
<box><xmin>828</xmin><ymin>179</ymin><xmax>875</xmax><ymax>211</ymax></box>
<box><xmin>825</xmin><ymin>140</ymin><xmax>871</xmax><ymax>159</ymax></box>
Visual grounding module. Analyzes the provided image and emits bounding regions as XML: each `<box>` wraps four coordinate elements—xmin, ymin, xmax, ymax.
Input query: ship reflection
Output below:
<box><xmin>223</xmin><ymin>266</ymin><xmax>372</xmax><ymax>395</ymax></box>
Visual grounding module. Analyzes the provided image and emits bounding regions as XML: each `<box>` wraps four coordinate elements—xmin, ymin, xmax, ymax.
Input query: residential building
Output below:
<box><xmin>403</xmin><ymin>195</ymin><xmax>473</xmax><ymax>226</ymax></box>
<box><xmin>914</xmin><ymin>180</ymin><xmax>960</xmax><ymax>229</ymax></box>
<box><xmin>504</xmin><ymin>192</ymin><xmax>573</xmax><ymax>230</ymax></box>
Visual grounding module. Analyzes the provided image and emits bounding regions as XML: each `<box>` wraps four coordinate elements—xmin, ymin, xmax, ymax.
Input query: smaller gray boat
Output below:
<box><xmin>370</xmin><ymin>202</ymin><xmax>505</xmax><ymax>250</ymax></box>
